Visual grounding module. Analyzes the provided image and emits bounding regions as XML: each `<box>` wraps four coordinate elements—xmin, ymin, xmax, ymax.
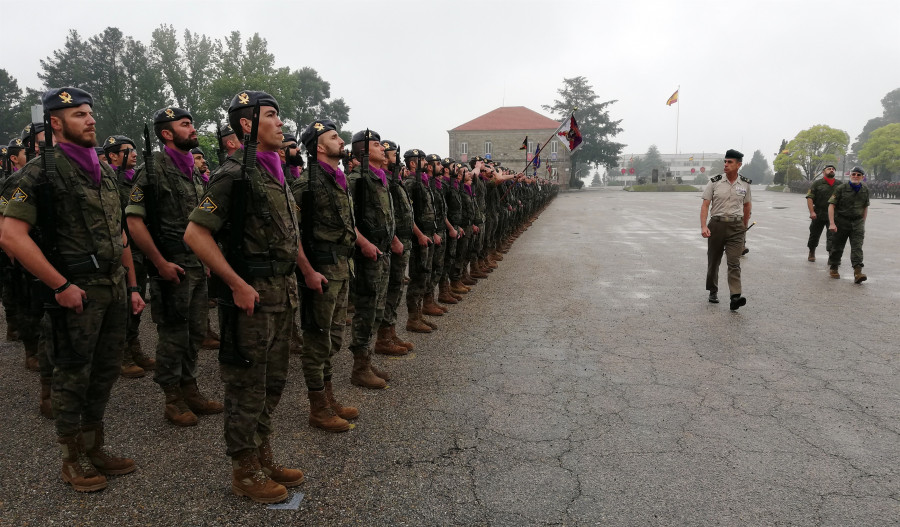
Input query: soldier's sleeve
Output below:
<box><xmin>804</xmin><ymin>181</ymin><xmax>816</xmax><ymax>200</ymax></box>
<box><xmin>187</xmin><ymin>171</ymin><xmax>233</xmax><ymax>234</ymax></box>
<box><xmin>346</xmin><ymin>169</ymin><xmax>362</xmax><ymax>201</ymax></box>
<box><xmin>291</xmin><ymin>174</ymin><xmax>309</xmax><ymax>226</ymax></box>
<box><xmin>124</xmin><ymin>165</ymin><xmax>149</xmax><ymax>218</ymax></box>
<box><xmin>827</xmin><ymin>185</ymin><xmax>841</xmax><ymax>205</ymax></box>
<box><xmin>744</xmin><ymin>184</ymin><xmax>752</xmax><ymax>203</ymax></box>
<box><xmin>1</xmin><ymin>169</ymin><xmax>40</xmax><ymax>226</ymax></box>
<box><xmin>701</xmin><ymin>181</ymin><xmax>714</xmax><ymax>201</ymax></box>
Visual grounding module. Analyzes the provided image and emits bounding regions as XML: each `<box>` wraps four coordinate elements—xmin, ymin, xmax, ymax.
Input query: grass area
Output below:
<box><xmin>766</xmin><ymin>185</ymin><xmax>786</xmax><ymax>192</ymax></box>
<box><xmin>624</xmin><ymin>184</ymin><xmax>700</xmax><ymax>192</ymax></box>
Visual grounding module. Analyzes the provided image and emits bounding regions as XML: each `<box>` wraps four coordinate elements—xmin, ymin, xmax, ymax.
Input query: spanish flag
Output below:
<box><xmin>666</xmin><ymin>89</ymin><xmax>679</xmax><ymax>106</ymax></box>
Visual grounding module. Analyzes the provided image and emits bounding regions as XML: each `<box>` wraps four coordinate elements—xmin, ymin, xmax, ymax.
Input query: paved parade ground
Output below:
<box><xmin>1</xmin><ymin>186</ymin><xmax>898</xmax><ymax>526</ymax></box>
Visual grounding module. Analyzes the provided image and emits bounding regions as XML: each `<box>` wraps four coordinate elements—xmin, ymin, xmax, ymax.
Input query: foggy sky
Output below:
<box><xmin>2</xmin><ymin>0</ymin><xmax>898</xmax><ymax>172</ymax></box>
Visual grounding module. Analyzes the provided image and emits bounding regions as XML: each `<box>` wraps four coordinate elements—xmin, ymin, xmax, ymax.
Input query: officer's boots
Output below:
<box><xmin>181</xmin><ymin>379</ymin><xmax>224</xmax><ymax>415</ymax></box>
<box><xmin>324</xmin><ymin>381</ymin><xmax>359</xmax><ymax>420</ymax></box>
<box><xmin>351</xmin><ymin>354</ymin><xmax>387</xmax><ymax>389</ymax></box>
<box><xmin>162</xmin><ymin>385</ymin><xmax>198</xmax><ymax>427</ymax></box>
<box><xmin>853</xmin><ymin>266</ymin><xmax>867</xmax><ymax>284</ymax></box>
<box><xmin>374</xmin><ymin>326</ymin><xmax>407</xmax><ymax>355</ymax></box>
<box><xmin>129</xmin><ymin>339</ymin><xmax>156</xmax><ymax>370</ymax></box>
<box><xmin>422</xmin><ymin>293</ymin><xmax>445</xmax><ymax>316</ymax></box>
<box><xmin>23</xmin><ymin>338</ymin><xmax>40</xmax><ymax>372</ymax></box>
<box><xmin>807</xmin><ymin>249</ymin><xmax>815</xmax><ymax>262</ymax></box>
<box><xmin>829</xmin><ymin>266</ymin><xmax>840</xmax><ymax>279</ymax></box>
<box><xmin>39</xmin><ymin>377</ymin><xmax>53</xmax><ymax>419</ymax></box>
<box><xmin>258</xmin><ymin>437</ymin><xmax>304</xmax><ymax>487</ymax></box>
<box><xmin>389</xmin><ymin>325</ymin><xmax>414</xmax><ymax>351</ymax></box>
<box><xmin>231</xmin><ymin>450</ymin><xmax>288</xmax><ymax>504</ymax></box>
<box><xmin>81</xmin><ymin>424</ymin><xmax>135</xmax><ymax>475</ymax></box>
<box><xmin>437</xmin><ymin>280</ymin><xmax>458</xmax><ymax>305</ymax></box>
<box><xmin>59</xmin><ymin>435</ymin><xmax>107</xmax><ymax>492</ymax></box>
<box><xmin>406</xmin><ymin>307</ymin><xmax>432</xmax><ymax>333</ymax></box>
<box><xmin>307</xmin><ymin>389</ymin><xmax>351</xmax><ymax>432</ymax></box>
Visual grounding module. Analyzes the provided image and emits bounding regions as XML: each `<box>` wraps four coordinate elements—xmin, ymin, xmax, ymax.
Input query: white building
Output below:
<box><xmin>610</xmin><ymin>152</ymin><xmax>724</xmax><ymax>182</ymax></box>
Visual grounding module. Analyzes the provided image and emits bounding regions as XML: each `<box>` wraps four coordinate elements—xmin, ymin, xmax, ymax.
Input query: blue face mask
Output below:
<box><xmin>849</xmin><ymin>181</ymin><xmax>862</xmax><ymax>192</ymax></box>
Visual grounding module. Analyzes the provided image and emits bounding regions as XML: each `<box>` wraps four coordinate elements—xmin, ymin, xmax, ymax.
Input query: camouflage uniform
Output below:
<box><xmin>381</xmin><ymin>169</ymin><xmax>413</xmax><ymax>327</ymax></box>
<box><xmin>426</xmin><ymin>175</ymin><xmax>448</xmax><ymax>293</ymax></box>
<box><xmin>113</xmin><ymin>166</ymin><xmax>147</xmax><ymax>355</ymax></box>
<box><xmin>4</xmin><ymin>150</ymin><xmax>127</xmax><ymax>438</ymax></box>
<box><xmin>404</xmin><ymin>171</ymin><xmax>437</xmax><ymax>310</ymax></box>
<box><xmin>805</xmin><ymin>177</ymin><xmax>837</xmax><ymax>254</ymax></box>
<box><xmin>127</xmin><ymin>151</ymin><xmax>207</xmax><ymax>388</ymax></box>
<box><xmin>452</xmin><ymin>182</ymin><xmax>476</xmax><ymax>281</ymax></box>
<box><xmin>290</xmin><ymin>161</ymin><xmax>356</xmax><ymax>390</ymax></box>
<box><xmin>470</xmin><ymin>175</ymin><xmax>487</xmax><ymax>265</ymax></box>
<box><xmin>827</xmin><ymin>182</ymin><xmax>870</xmax><ymax>270</ymax></box>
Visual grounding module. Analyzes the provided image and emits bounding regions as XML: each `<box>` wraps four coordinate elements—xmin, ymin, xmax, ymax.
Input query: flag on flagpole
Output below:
<box><xmin>519</xmin><ymin>136</ymin><xmax>528</xmax><ymax>150</ymax></box>
<box><xmin>532</xmin><ymin>145</ymin><xmax>541</xmax><ymax>168</ymax></box>
<box><xmin>666</xmin><ymin>89</ymin><xmax>679</xmax><ymax>106</ymax></box>
<box><xmin>556</xmin><ymin>115</ymin><xmax>583</xmax><ymax>151</ymax></box>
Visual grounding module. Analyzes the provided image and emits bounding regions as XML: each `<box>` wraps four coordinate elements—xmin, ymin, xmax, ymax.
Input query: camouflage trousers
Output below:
<box><xmin>126</xmin><ymin>256</ymin><xmax>148</xmax><ymax>344</ymax></box>
<box><xmin>426</xmin><ymin>229</ymin><xmax>447</xmax><ymax>292</ymax></box>
<box><xmin>406</xmin><ymin>241</ymin><xmax>434</xmax><ymax>310</ymax></box>
<box><xmin>0</xmin><ymin>263</ymin><xmax>20</xmax><ymax>332</ymax></box>
<box><xmin>451</xmin><ymin>234</ymin><xmax>471</xmax><ymax>281</ymax></box>
<box><xmin>150</xmin><ymin>267</ymin><xmax>207</xmax><ymax>388</ymax></box>
<box><xmin>300</xmin><ymin>278</ymin><xmax>349</xmax><ymax>390</ymax></box>
<box><xmin>220</xmin><ymin>307</ymin><xmax>291</xmax><ymax>457</ymax></box>
<box><xmin>470</xmin><ymin>223</ymin><xmax>485</xmax><ymax>262</ymax></box>
<box><xmin>484</xmin><ymin>213</ymin><xmax>498</xmax><ymax>252</ymax></box>
<box><xmin>381</xmin><ymin>243</ymin><xmax>410</xmax><ymax>327</ymax></box>
<box><xmin>827</xmin><ymin>218</ymin><xmax>865</xmax><ymax>268</ymax></box>
<box><xmin>46</xmin><ymin>283</ymin><xmax>127</xmax><ymax>437</ymax></box>
<box><xmin>349</xmin><ymin>253</ymin><xmax>391</xmax><ymax>356</ymax></box>
<box><xmin>807</xmin><ymin>214</ymin><xmax>834</xmax><ymax>254</ymax></box>
<box><xmin>441</xmin><ymin>236</ymin><xmax>458</xmax><ymax>282</ymax></box>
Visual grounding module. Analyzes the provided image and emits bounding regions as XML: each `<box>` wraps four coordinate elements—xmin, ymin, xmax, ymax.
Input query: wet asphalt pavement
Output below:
<box><xmin>0</xmin><ymin>186</ymin><xmax>897</xmax><ymax>526</ymax></box>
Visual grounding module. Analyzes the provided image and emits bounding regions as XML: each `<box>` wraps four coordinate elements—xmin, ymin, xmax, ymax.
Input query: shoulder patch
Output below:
<box><xmin>10</xmin><ymin>187</ymin><xmax>28</xmax><ymax>203</ymax></box>
<box><xmin>198</xmin><ymin>196</ymin><xmax>218</xmax><ymax>213</ymax></box>
<box><xmin>739</xmin><ymin>175</ymin><xmax>752</xmax><ymax>184</ymax></box>
<box><xmin>710</xmin><ymin>175</ymin><xmax>722</xmax><ymax>182</ymax></box>
<box><xmin>0</xmin><ymin>197</ymin><xmax>7</xmax><ymax>206</ymax></box>
<box><xmin>130</xmin><ymin>186</ymin><xmax>145</xmax><ymax>203</ymax></box>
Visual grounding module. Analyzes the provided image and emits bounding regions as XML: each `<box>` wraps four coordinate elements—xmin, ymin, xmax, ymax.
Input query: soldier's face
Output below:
<box><xmin>56</xmin><ymin>104</ymin><xmax>97</xmax><ymax>148</ymax></box>
<box><xmin>32</xmin><ymin>131</ymin><xmax>45</xmax><ymax>155</ymax></box>
<box><xmin>386</xmin><ymin>150</ymin><xmax>397</xmax><ymax>165</ymax></box>
<box><xmin>166</xmin><ymin>118</ymin><xmax>199</xmax><ymax>151</ymax></box>
<box><xmin>11</xmin><ymin>150</ymin><xmax>27</xmax><ymax>169</ymax></box>
<box><xmin>193</xmin><ymin>153</ymin><xmax>207</xmax><ymax>172</ymax></box>
<box><xmin>317</xmin><ymin>131</ymin><xmax>344</xmax><ymax>160</ymax></box>
<box><xmin>724</xmin><ymin>159</ymin><xmax>741</xmax><ymax>176</ymax></box>
<box><xmin>368</xmin><ymin>140</ymin><xmax>386</xmax><ymax>164</ymax></box>
<box><xmin>256</xmin><ymin>106</ymin><xmax>284</xmax><ymax>151</ymax></box>
<box><xmin>849</xmin><ymin>171</ymin><xmax>864</xmax><ymax>183</ymax></box>
<box><xmin>824</xmin><ymin>167</ymin><xmax>835</xmax><ymax>178</ymax></box>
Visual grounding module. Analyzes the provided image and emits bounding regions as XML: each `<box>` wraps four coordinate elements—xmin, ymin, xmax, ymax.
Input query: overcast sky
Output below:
<box><xmin>3</xmin><ymin>0</ymin><xmax>899</xmax><ymax>171</ymax></box>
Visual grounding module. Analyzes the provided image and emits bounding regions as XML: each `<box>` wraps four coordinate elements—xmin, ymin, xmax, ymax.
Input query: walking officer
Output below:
<box><xmin>827</xmin><ymin>167</ymin><xmax>870</xmax><ymax>283</ymax></box>
<box><xmin>805</xmin><ymin>164</ymin><xmax>838</xmax><ymax>262</ymax></box>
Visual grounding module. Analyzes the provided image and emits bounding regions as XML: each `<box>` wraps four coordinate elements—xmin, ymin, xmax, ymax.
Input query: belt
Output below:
<box><xmin>62</xmin><ymin>254</ymin><xmax>115</xmax><ymax>275</ymax></box>
<box><xmin>310</xmin><ymin>242</ymin><xmax>354</xmax><ymax>258</ymax></box>
<box><xmin>711</xmin><ymin>215</ymin><xmax>742</xmax><ymax>223</ymax></box>
<box><xmin>160</xmin><ymin>239</ymin><xmax>192</xmax><ymax>257</ymax></box>
<box><xmin>243</xmin><ymin>260</ymin><xmax>297</xmax><ymax>278</ymax></box>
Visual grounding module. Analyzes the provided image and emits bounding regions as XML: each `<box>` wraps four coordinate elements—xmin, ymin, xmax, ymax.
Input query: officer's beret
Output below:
<box><xmin>850</xmin><ymin>166</ymin><xmax>865</xmax><ymax>175</ymax></box>
<box><xmin>190</xmin><ymin>147</ymin><xmax>204</xmax><ymax>156</ymax></box>
<box><xmin>351</xmin><ymin>129</ymin><xmax>381</xmax><ymax>144</ymax></box>
<box><xmin>219</xmin><ymin>123</ymin><xmax>236</xmax><ymax>138</ymax></box>
<box><xmin>442</xmin><ymin>157</ymin><xmax>455</xmax><ymax>167</ymax></box>
<box><xmin>228</xmin><ymin>90</ymin><xmax>279</xmax><ymax>113</ymax></box>
<box><xmin>94</xmin><ymin>146</ymin><xmax>106</xmax><ymax>156</ymax></box>
<box><xmin>7</xmin><ymin>138</ymin><xmax>25</xmax><ymax>151</ymax></box>
<box><xmin>299</xmin><ymin>119</ymin><xmax>337</xmax><ymax>148</ymax></box>
<box><xmin>282</xmin><ymin>133</ymin><xmax>297</xmax><ymax>145</ymax></box>
<box><xmin>153</xmin><ymin>107</ymin><xmax>192</xmax><ymax>124</ymax></box>
<box><xmin>41</xmin><ymin>87</ymin><xmax>93</xmax><ymax>112</ymax></box>
<box><xmin>381</xmin><ymin>140</ymin><xmax>398</xmax><ymax>152</ymax></box>
<box><xmin>724</xmin><ymin>149</ymin><xmax>743</xmax><ymax>161</ymax></box>
<box><xmin>102</xmin><ymin>135</ymin><xmax>135</xmax><ymax>153</ymax></box>
<box><xmin>22</xmin><ymin>122</ymin><xmax>45</xmax><ymax>138</ymax></box>
<box><xmin>823</xmin><ymin>164</ymin><xmax>836</xmax><ymax>170</ymax></box>
<box><xmin>425</xmin><ymin>154</ymin><xmax>442</xmax><ymax>163</ymax></box>
<box><xmin>403</xmin><ymin>149</ymin><xmax>426</xmax><ymax>160</ymax></box>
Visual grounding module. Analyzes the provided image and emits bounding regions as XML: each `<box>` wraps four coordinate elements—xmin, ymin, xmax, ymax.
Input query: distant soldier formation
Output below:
<box><xmin>0</xmin><ymin>86</ymin><xmax>558</xmax><ymax>504</ymax></box>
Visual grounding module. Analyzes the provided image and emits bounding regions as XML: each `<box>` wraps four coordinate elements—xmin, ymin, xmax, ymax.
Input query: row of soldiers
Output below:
<box><xmin>788</xmin><ymin>177</ymin><xmax>900</xmax><ymax>199</ymax></box>
<box><xmin>0</xmin><ymin>86</ymin><xmax>557</xmax><ymax>505</ymax></box>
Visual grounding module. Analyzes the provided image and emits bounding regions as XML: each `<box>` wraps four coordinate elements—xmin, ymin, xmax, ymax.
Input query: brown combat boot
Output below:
<box><xmin>485</xmin><ymin>257</ymin><xmax>498</xmax><ymax>269</ymax></box>
<box><xmin>406</xmin><ymin>307</ymin><xmax>432</xmax><ymax>334</ymax></box>
<box><xmin>231</xmin><ymin>450</ymin><xmax>288</xmax><ymax>504</ymax></box>
<box><xmin>491</xmin><ymin>251</ymin><xmax>504</xmax><ymax>261</ymax></box>
<box><xmin>120</xmin><ymin>354</ymin><xmax>145</xmax><ymax>378</ymax></box>
<box><xmin>807</xmin><ymin>249</ymin><xmax>815</xmax><ymax>262</ymax></box>
<box><xmin>350</xmin><ymin>354</ymin><xmax>387</xmax><ymax>389</ymax></box>
<box><xmin>129</xmin><ymin>339</ymin><xmax>156</xmax><ymax>370</ymax></box>
<box><xmin>438</xmin><ymin>280</ymin><xmax>458</xmax><ymax>305</ymax></box>
<box><xmin>450</xmin><ymin>280</ymin><xmax>470</xmax><ymax>294</ymax></box>
<box><xmin>324</xmin><ymin>381</ymin><xmax>359</xmax><ymax>420</ymax></box>
<box><xmin>201</xmin><ymin>322</ymin><xmax>221</xmax><ymax>349</ymax></box>
<box><xmin>829</xmin><ymin>266</ymin><xmax>840</xmax><ymax>279</ymax></box>
<box><xmin>369</xmin><ymin>361</ymin><xmax>391</xmax><ymax>382</ymax></box>
<box><xmin>421</xmin><ymin>308</ymin><xmax>438</xmax><ymax>331</ymax></box>
<box><xmin>470</xmin><ymin>265</ymin><xmax>489</xmax><ymax>279</ymax></box>
<box><xmin>374</xmin><ymin>326</ymin><xmax>407</xmax><ymax>355</ymax></box>
<box><xmin>181</xmin><ymin>379</ymin><xmax>224</xmax><ymax>415</ymax></box>
<box><xmin>389</xmin><ymin>325</ymin><xmax>414</xmax><ymax>351</ymax></box>
<box><xmin>81</xmin><ymin>424</ymin><xmax>135</xmax><ymax>476</ymax></box>
<box><xmin>162</xmin><ymin>385</ymin><xmax>198</xmax><ymax>427</ymax></box>
<box><xmin>24</xmin><ymin>339</ymin><xmax>40</xmax><ymax>372</ymax></box>
<box><xmin>59</xmin><ymin>436</ymin><xmax>107</xmax><ymax>492</ymax></box>
<box><xmin>39</xmin><ymin>377</ymin><xmax>53</xmax><ymax>419</ymax></box>
<box><xmin>422</xmin><ymin>293</ymin><xmax>445</xmax><ymax>316</ymax></box>
<box><xmin>853</xmin><ymin>266</ymin><xmax>867</xmax><ymax>284</ymax></box>
<box><xmin>258</xmin><ymin>437</ymin><xmax>304</xmax><ymax>487</ymax></box>
<box><xmin>461</xmin><ymin>269</ymin><xmax>478</xmax><ymax>285</ymax></box>
<box><xmin>307</xmin><ymin>389</ymin><xmax>351</xmax><ymax>432</ymax></box>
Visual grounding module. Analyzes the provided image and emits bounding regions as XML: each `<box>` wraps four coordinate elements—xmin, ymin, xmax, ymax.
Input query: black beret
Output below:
<box><xmin>153</xmin><ymin>107</ymin><xmax>192</xmax><ymax>124</ymax></box>
<box><xmin>403</xmin><ymin>148</ymin><xmax>426</xmax><ymax>159</ymax></box>
<box><xmin>850</xmin><ymin>166</ymin><xmax>865</xmax><ymax>175</ymax></box>
<box><xmin>190</xmin><ymin>147</ymin><xmax>204</xmax><ymax>156</ymax></box>
<box><xmin>441</xmin><ymin>157</ymin><xmax>455</xmax><ymax>167</ymax></box>
<box><xmin>823</xmin><ymin>164</ymin><xmax>836</xmax><ymax>170</ymax></box>
<box><xmin>724</xmin><ymin>149</ymin><xmax>743</xmax><ymax>161</ymax></box>
<box><xmin>425</xmin><ymin>154</ymin><xmax>441</xmax><ymax>163</ymax></box>
<box><xmin>228</xmin><ymin>90</ymin><xmax>279</xmax><ymax>113</ymax></box>
<box><xmin>7</xmin><ymin>137</ymin><xmax>25</xmax><ymax>151</ymax></box>
<box><xmin>1</xmin><ymin>146</ymin><xmax>6</xmax><ymax>157</ymax></box>
<box><xmin>22</xmin><ymin>122</ymin><xmax>45</xmax><ymax>138</ymax></box>
<box><xmin>219</xmin><ymin>123</ymin><xmax>236</xmax><ymax>137</ymax></box>
<box><xmin>102</xmin><ymin>135</ymin><xmax>135</xmax><ymax>153</ymax></box>
<box><xmin>94</xmin><ymin>146</ymin><xmax>106</xmax><ymax>156</ymax></box>
<box><xmin>41</xmin><ymin>87</ymin><xmax>93</xmax><ymax>112</ymax></box>
<box><xmin>381</xmin><ymin>140</ymin><xmax>398</xmax><ymax>152</ymax></box>
<box><xmin>300</xmin><ymin>119</ymin><xmax>338</xmax><ymax>148</ymax></box>
<box><xmin>351</xmin><ymin>129</ymin><xmax>381</xmax><ymax>144</ymax></box>
<box><xmin>282</xmin><ymin>133</ymin><xmax>297</xmax><ymax>145</ymax></box>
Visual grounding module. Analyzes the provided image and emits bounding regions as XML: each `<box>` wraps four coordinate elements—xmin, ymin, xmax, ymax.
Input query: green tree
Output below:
<box><xmin>858</xmin><ymin>123</ymin><xmax>900</xmax><ymax>179</ymax></box>
<box><xmin>774</xmin><ymin>125</ymin><xmax>849</xmax><ymax>180</ymax></box>
<box><xmin>543</xmin><ymin>76</ymin><xmax>624</xmax><ymax>186</ymax></box>
<box><xmin>740</xmin><ymin>150</ymin><xmax>770</xmax><ymax>183</ymax></box>
<box><xmin>38</xmin><ymin>30</ymin><xmax>93</xmax><ymax>90</ymax></box>
<box><xmin>852</xmin><ymin>87</ymin><xmax>900</xmax><ymax>157</ymax></box>
<box><xmin>637</xmin><ymin>144</ymin><xmax>666</xmax><ymax>181</ymax></box>
<box><xmin>590</xmin><ymin>172</ymin><xmax>601</xmax><ymax>186</ymax></box>
<box><xmin>0</xmin><ymin>69</ymin><xmax>29</xmax><ymax>140</ymax></box>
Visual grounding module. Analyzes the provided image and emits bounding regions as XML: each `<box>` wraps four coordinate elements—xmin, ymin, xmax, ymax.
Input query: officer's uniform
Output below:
<box><xmin>827</xmin><ymin>175</ymin><xmax>870</xmax><ymax>272</ymax></box>
<box><xmin>805</xmin><ymin>173</ymin><xmax>838</xmax><ymax>255</ymax></box>
<box><xmin>702</xmin><ymin>169</ymin><xmax>751</xmax><ymax>300</ymax></box>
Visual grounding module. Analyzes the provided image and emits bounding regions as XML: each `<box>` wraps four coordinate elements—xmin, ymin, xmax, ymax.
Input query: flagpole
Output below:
<box><xmin>675</xmin><ymin>85</ymin><xmax>680</xmax><ymax>154</ymax></box>
<box><xmin>521</xmin><ymin>108</ymin><xmax>576</xmax><ymax>174</ymax></box>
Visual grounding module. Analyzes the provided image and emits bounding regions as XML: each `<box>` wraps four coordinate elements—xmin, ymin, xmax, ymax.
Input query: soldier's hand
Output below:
<box><xmin>130</xmin><ymin>291</ymin><xmax>146</xmax><ymax>315</ymax></box>
<box><xmin>459</xmin><ymin>228</ymin><xmax>465</xmax><ymax>237</ymax></box>
<box><xmin>417</xmin><ymin>233</ymin><xmax>430</xmax><ymax>247</ymax></box>
<box><xmin>473</xmin><ymin>225</ymin><xmax>480</xmax><ymax>234</ymax></box>
<box><xmin>829</xmin><ymin>224</ymin><xmax>837</xmax><ymax>232</ymax></box>
<box><xmin>448</xmin><ymin>227</ymin><xmax>458</xmax><ymax>239</ymax></box>
<box><xmin>361</xmin><ymin>241</ymin><xmax>381</xmax><ymax>261</ymax></box>
<box><xmin>304</xmin><ymin>272</ymin><xmax>328</xmax><ymax>295</ymax></box>
<box><xmin>701</xmin><ymin>226</ymin><xmax>711</xmax><ymax>238</ymax></box>
<box><xmin>390</xmin><ymin>237</ymin><xmax>404</xmax><ymax>255</ymax></box>
<box><xmin>56</xmin><ymin>285</ymin><xmax>88</xmax><ymax>313</ymax></box>
<box><xmin>809</xmin><ymin>212</ymin><xmax>817</xmax><ymax>220</ymax></box>
<box><xmin>233</xmin><ymin>282</ymin><xmax>260</xmax><ymax>316</ymax></box>
<box><xmin>434</xmin><ymin>234</ymin><xmax>442</xmax><ymax>246</ymax></box>
<box><xmin>159</xmin><ymin>262</ymin><xmax>185</xmax><ymax>284</ymax></box>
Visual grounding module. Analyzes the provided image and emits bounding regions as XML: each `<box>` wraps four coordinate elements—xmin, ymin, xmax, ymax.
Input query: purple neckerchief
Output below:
<box><xmin>257</xmin><ymin>150</ymin><xmax>285</xmax><ymax>187</ymax></box>
<box><xmin>164</xmin><ymin>145</ymin><xmax>195</xmax><ymax>180</ymax></box>
<box><xmin>432</xmin><ymin>177</ymin><xmax>442</xmax><ymax>190</ymax></box>
<box><xmin>370</xmin><ymin>166</ymin><xmax>387</xmax><ymax>187</ymax></box>
<box><xmin>420</xmin><ymin>172</ymin><xmax>430</xmax><ymax>185</ymax></box>
<box><xmin>11</xmin><ymin>167</ymin><xmax>17</xmax><ymax>173</ymax></box>
<box><xmin>110</xmin><ymin>165</ymin><xmax>136</xmax><ymax>182</ymax></box>
<box><xmin>58</xmin><ymin>142</ymin><xmax>102</xmax><ymax>186</ymax></box>
<box><xmin>451</xmin><ymin>179</ymin><xmax>459</xmax><ymax>190</ymax></box>
<box><xmin>287</xmin><ymin>165</ymin><xmax>301</xmax><ymax>179</ymax></box>
<box><xmin>480</xmin><ymin>174</ymin><xmax>489</xmax><ymax>181</ymax></box>
<box><xmin>200</xmin><ymin>171</ymin><xmax>210</xmax><ymax>183</ymax></box>
<box><xmin>464</xmin><ymin>183</ymin><xmax>474</xmax><ymax>196</ymax></box>
<box><xmin>319</xmin><ymin>160</ymin><xmax>347</xmax><ymax>190</ymax></box>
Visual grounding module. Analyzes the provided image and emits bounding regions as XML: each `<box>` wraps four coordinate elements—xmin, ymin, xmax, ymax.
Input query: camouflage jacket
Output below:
<box><xmin>403</xmin><ymin>173</ymin><xmax>437</xmax><ymax>235</ymax></box>
<box><xmin>828</xmin><ymin>182</ymin><xmax>870</xmax><ymax>221</ymax></box>
<box><xmin>348</xmin><ymin>165</ymin><xmax>394</xmax><ymax>250</ymax></box>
